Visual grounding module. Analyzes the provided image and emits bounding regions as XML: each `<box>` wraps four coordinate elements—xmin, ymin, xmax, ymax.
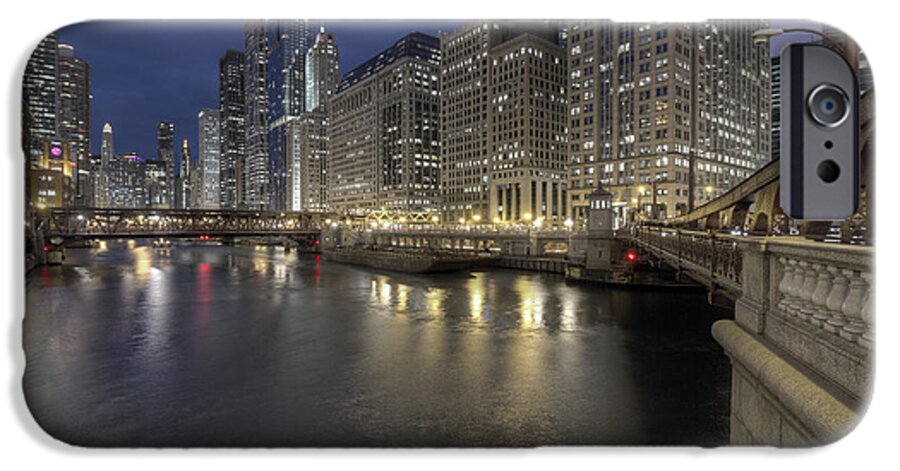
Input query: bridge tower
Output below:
<box><xmin>585</xmin><ymin>187</ymin><xmax>616</xmax><ymax>271</ymax></box>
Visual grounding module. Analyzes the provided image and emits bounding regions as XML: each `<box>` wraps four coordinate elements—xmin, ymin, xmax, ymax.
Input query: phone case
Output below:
<box><xmin>22</xmin><ymin>19</ymin><xmax>873</xmax><ymax>447</ymax></box>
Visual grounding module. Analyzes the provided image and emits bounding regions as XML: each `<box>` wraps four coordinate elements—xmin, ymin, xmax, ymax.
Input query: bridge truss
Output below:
<box><xmin>42</xmin><ymin>208</ymin><xmax>329</xmax><ymax>239</ymax></box>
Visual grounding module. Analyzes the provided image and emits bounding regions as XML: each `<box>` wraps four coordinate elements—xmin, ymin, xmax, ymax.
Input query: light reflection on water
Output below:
<box><xmin>24</xmin><ymin>242</ymin><xmax>732</xmax><ymax>446</ymax></box>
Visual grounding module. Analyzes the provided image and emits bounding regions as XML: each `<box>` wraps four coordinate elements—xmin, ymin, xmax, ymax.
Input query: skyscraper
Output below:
<box><xmin>328</xmin><ymin>32</ymin><xmax>441</xmax><ymax>214</ymax></box>
<box><xmin>288</xmin><ymin>28</ymin><xmax>340</xmax><ymax>212</ymax></box>
<box><xmin>101</xmin><ymin>122</ymin><xmax>113</xmax><ymax>166</ymax></box>
<box><xmin>267</xmin><ymin>20</ymin><xmax>311</xmax><ymax>210</ymax></box>
<box><xmin>23</xmin><ymin>33</ymin><xmax>58</xmax><ymax>164</ymax></box>
<box><xmin>94</xmin><ymin>123</ymin><xmax>114</xmax><ymax>208</ymax></box>
<box><xmin>198</xmin><ymin>109</ymin><xmax>222</xmax><ymax>209</ymax></box>
<box><xmin>219</xmin><ymin>49</ymin><xmax>245</xmax><ymax>210</ymax></box>
<box><xmin>56</xmin><ymin>43</ymin><xmax>91</xmax><ymax>207</ymax></box>
<box><xmin>440</xmin><ymin>22</ymin><xmax>564</xmax><ymax>225</ymax></box>
<box><xmin>564</xmin><ymin>21</ymin><xmax>771</xmax><ymax>227</ymax></box>
<box><xmin>156</xmin><ymin>121</ymin><xmax>175</xmax><ymax>207</ymax></box>
<box><xmin>176</xmin><ymin>138</ymin><xmax>192</xmax><ymax>209</ymax></box>
<box><xmin>487</xmin><ymin>33</ymin><xmax>568</xmax><ymax>226</ymax></box>
<box><xmin>305</xmin><ymin>28</ymin><xmax>340</xmax><ymax>113</ymax></box>
<box><xmin>243</xmin><ymin>21</ymin><xmax>269</xmax><ymax>209</ymax></box>
<box><xmin>287</xmin><ymin>112</ymin><xmax>328</xmax><ymax>212</ymax></box>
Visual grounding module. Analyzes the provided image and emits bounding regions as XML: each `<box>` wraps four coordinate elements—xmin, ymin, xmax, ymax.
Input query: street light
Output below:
<box><xmin>472</xmin><ymin>214</ymin><xmax>481</xmax><ymax>223</ymax></box>
<box><xmin>564</xmin><ymin>218</ymin><xmax>574</xmax><ymax>230</ymax></box>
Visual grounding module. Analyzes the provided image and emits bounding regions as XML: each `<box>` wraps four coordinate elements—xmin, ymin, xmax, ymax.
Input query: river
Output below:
<box><xmin>24</xmin><ymin>242</ymin><xmax>732</xmax><ymax>446</ymax></box>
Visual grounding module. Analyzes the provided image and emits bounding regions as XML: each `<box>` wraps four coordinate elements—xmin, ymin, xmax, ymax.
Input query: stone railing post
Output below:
<box><xmin>733</xmin><ymin>237</ymin><xmax>768</xmax><ymax>334</ymax></box>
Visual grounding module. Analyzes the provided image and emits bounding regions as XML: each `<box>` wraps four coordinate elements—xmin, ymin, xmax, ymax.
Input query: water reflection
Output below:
<box><xmin>24</xmin><ymin>244</ymin><xmax>732</xmax><ymax>446</ymax></box>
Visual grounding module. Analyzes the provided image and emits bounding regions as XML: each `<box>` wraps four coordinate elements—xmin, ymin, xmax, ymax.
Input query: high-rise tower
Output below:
<box><xmin>198</xmin><ymin>109</ymin><xmax>221</xmax><ymax>209</ymax></box>
<box><xmin>219</xmin><ymin>49</ymin><xmax>245</xmax><ymax>209</ymax></box>
<box><xmin>156</xmin><ymin>121</ymin><xmax>175</xmax><ymax>207</ymax></box>
<box><xmin>243</xmin><ymin>21</ymin><xmax>269</xmax><ymax>209</ymax></box>
<box><xmin>305</xmin><ymin>28</ymin><xmax>340</xmax><ymax>113</ymax></box>
<box><xmin>23</xmin><ymin>33</ymin><xmax>58</xmax><ymax>164</ymax></box>
<box><xmin>56</xmin><ymin>43</ymin><xmax>91</xmax><ymax>207</ymax></box>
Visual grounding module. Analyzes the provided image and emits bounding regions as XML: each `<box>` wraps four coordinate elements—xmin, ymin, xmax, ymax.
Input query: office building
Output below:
<box><xmin>198</xmin><ymin>109</ymin><xmax>221</xmax><ymax>209</ymax></box>
<box><xmin>23</xmin><ymin>33</ymin><xmax>58</xmax><ymax>164</ymax></box>
<box><xmin>94</xmin><ymin>122</ymin><xmax>114</xmax><ymax>208</ymax></box>
<box><xmin>146</xmin><ymin>159</ymin><xmax>170</xmax><ymax>208</ymax></box>
<box><xmin>157</xmin><ymin>121</ymin><xmax>175</xmax><ymax>207</ymax></box>
<box><xmin>267</xmin><ymin>20</ymin><xmax>311</xmax><ymax>210</ymax></box>
<box><xmin>108</xmin><ymin>153</ymin><xmax>146</xmax><ymax>208</ymax></box>
<box><xmin>305</xmin><ymin>28</ymin><xmax>340</xmax><ymax>113</ymax></box>
<box><xmin>328</xmin><ymin>32</ymin><xmax>441</xmax><ymax>214</ymax></box>
<box><xmin>243</xmin><ymin>21</ymin><xmax>269</xmax><ymax>209</ymax></box>
<box><xmin>287</xmin><ymin>111</ymin><xmax>328</xmax><ymax>211</ymax></box>
<box><xmin>219</xmin><ymin>49</ymin><xmax>245</xmax><ymax>209</ymax></box>
<box><xmin>441</xmin><ymin>22</ymin><xmax>566</xmax><ymax>225</ymax></box>
<box><xmin>30</xmin><ymin>139</ymin><xmax>75</xmax><ymax>209</ymax></box>
<box><xmin>564</xmin><ymin>21</ymin><xmax>771</xmax><ymax>227</ymax></box>
<box><xmin>176</xmin><ymin>138</ymin><xmax>192</xmax><ymax>209</ymax></box>
<box><xmin>440</xmin><ymin>23</ymin><xmax>562</xmax><ymax>224</ymax></box>
<box><xmin>57</xmin><ymin>44</ymin><xmax>91</xmax><ymax>207</ymax></box>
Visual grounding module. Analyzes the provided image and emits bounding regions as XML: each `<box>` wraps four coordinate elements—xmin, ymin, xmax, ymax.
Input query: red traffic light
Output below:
<box><xmin>625</xmin><ymin>250</ymin><xmax>638</xmax><ymax>262</ymax></box>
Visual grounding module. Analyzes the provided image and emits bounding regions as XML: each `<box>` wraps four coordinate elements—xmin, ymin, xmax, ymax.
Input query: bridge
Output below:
<box><xmin>618</xmin><ymin>89</ymin><xmax>874</xmax><ymax>446</ymax></box>
<box><xmin>39</xmin><ymin>207</ymin><xmax>328</xmax><ymax>241</ymax></box>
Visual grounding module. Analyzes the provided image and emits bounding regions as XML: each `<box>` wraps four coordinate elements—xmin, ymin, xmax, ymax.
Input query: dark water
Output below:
<box><xmin>24</xmin><ymin>243</ymin><xmax>732</xmax><ymax>447</ymax></box>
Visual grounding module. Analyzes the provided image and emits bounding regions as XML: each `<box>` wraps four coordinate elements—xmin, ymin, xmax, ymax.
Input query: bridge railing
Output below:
<box><xmin>629</xmin><ymin>225</ymin><xmax>743</xmax><ymax>293</ymax></box>
<box><xmin>43</xmin><ymin>208</ymin><xmax>326</xmax><ymax>237</ymax></box>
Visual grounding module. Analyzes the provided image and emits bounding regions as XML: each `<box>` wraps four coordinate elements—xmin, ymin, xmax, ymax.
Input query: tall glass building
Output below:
<box><xmin>23</xmin><ymin>33</ymin><xmax>58</xmax><ymax>165</ymax></box>
<box><xmin>219</xmin><ymin>49</ymin><xmax>245</xmax><ymax>210</ymax></box>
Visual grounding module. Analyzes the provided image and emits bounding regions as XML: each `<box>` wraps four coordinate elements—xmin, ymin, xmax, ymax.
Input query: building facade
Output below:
<box><xmin>56</xmin><ymin>44</ymin><xmax>91</xmax><ymax>207</ymax></box>
<box><xmin>30</xmin><ymin>139</ymin><xmax>75</xmax><ymax>209</ymax></box>
<box><xmin>145</xmin><ymin>159</ymin><xmax>170</xmax><ymax>208</ymax></box>
<box><xmin>487</xmin><ymin>34</ymin><xmax>568</xmax><ymax>226</ymax></box>
<box><xmin>198</xmin><ymin>109</ymin><xmax>221</xmax><ymax>209</ymax></box>
<box><xmin>23</xmin><ymin>33</ymin><xmax>58</xmax><ymax>164</ymax></box>
<box><xmin>440</xmin><ymin>22</ymin><xmax>562</xmax><ymax>225</ymax></box>
<box><xmin>305</xmin><ymin>29</ymin><xmax>341</xmax><ymax>113</ymax></box>
<box><xmin>156</xmin><ymin>121</ymin><xmax>175</xmax><ymax>207</ymax></box>
<box><xmin>564</xmin><ymin>21</ymin><xmax>771</xmax><ymax>227</ymax></box>
<box><xmin>108</xmin><ymin>153</ymin><xmax>146</xmax><ymax>208</ymax></box>
<box><xmin>94</xmin><ymin>122</ymin><xmax>114</xmax><ymax>208</ymax></box>
<box><xmin>288</xmin><ymin>110</ymin><xmax>328</xmax><ymax>211</ymax></box>
<box><xmin>267</xmin><ymin>20</ymin><xmax>311</xmax><ymax>211</ymax></box>
<box><xmin>243</xmin><ymin>21</ymin><xmax>270</xmax><ymax>209</ymax></box>
<box><xmin>328</xmin><ymin>32</ymin><xmax>441</xmax><ymax>215</ymax></box>
<box><xmin>176</xmin><ymin>138</ymin><xmax>192</xmax><ymax>209</ymax></box>
<box><xmin>219</xmin><ymin>49</ymin><xmax>245</xmax><ymax>209</ymax></box>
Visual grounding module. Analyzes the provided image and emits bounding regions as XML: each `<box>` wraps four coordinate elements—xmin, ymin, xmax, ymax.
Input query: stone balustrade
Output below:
<box><xmin>717</xmin><ymin>236</ymin><xmax>873</xmax><ymax>445</ymax></box>
<box><xmin>776</xmin><ymin>255</ymin><xmax>873</xmax><ymax>349</ymax></box>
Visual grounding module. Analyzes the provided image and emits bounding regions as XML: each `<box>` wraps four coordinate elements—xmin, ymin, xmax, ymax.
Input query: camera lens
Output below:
<box><xmin>808</xmin><ymin>84</ymin><xmax>849</xmax><ymax>127</ymax></box>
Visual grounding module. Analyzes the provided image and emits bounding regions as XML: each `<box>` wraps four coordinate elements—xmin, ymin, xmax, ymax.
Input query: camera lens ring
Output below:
<box><xmin>807</xmin><ymin>84</ymin><xmax>850</xmax><ymax>128</ymax></box>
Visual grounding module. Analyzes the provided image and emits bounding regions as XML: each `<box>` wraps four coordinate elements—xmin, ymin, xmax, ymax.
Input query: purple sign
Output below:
<box><xmin>50</xmin><ymin>146</ymin><xmax>62</xmax><ymax>157</ymax></box>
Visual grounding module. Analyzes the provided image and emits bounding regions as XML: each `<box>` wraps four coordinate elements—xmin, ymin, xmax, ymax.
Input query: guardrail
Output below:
<box><xmin>628</xmin><ymin>226</ymin><xmax>743</xmax><ymax>294</ymax></box>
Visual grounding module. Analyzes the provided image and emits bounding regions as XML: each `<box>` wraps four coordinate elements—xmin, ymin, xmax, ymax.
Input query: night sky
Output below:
<box><xmin>56</xmin><ymin>19</ymin><xmax>813</xmax><ymax>168</ymax></box>
<box><xmin>57</xmin><ymin>20</ymin><xmax>465</xmax><ymax>167</ymax></box>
